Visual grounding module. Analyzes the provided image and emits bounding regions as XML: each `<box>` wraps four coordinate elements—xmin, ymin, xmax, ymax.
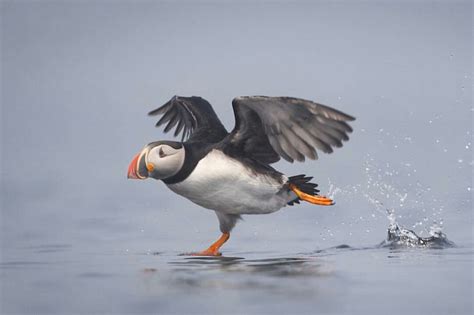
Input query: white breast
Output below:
<box><xmin>167</xmin><ymin>150</ymin><xmax>292</xmax><ymax>215</ymax></box>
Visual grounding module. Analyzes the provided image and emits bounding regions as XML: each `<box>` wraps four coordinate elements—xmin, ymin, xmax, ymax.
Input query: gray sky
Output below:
<box><xmin>1</xmin><ymin>1</ymin><xmax>472</xmax><ymax>248</ymax></box>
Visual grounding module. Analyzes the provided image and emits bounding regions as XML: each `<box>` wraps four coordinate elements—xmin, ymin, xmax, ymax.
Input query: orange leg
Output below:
<box><xmin>289</xmin><ymin>184</ymin><xmax>334</xmax><ymax>206</ymax></box>
<box><xmin>190</xmin><ymin>233</ymin><xmax>230</xmax><ymax>256</ymax></box>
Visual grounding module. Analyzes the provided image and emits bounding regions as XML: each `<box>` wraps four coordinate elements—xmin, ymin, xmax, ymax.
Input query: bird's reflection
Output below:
<box><xmin>167</xmin><ymin>255</ymin><xmax>324</xmax><ymax>278</ymax></box>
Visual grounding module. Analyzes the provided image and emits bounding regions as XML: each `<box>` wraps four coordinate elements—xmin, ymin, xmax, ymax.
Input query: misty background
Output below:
<box><xmin>1</xmin><ymin>1</ymin><xmax>472</xmax><ymax>314</ymax></box>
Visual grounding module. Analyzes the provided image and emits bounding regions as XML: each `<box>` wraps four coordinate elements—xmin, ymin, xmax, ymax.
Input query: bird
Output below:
<box><xmin>127</xmin><ymin>95</ymin><xmax>355</xmax><ymax>256</ymax></box>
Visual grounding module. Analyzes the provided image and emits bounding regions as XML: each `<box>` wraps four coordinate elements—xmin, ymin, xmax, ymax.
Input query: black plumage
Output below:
<box><xmin>148</xmin><ymin>96</ymin><xmax>228</xmax><ymax>143</ymax></box>
<box><xmin>148</xmin><ymin>95</ymin><xmax>355</xmax><ymax>168</ymax></box>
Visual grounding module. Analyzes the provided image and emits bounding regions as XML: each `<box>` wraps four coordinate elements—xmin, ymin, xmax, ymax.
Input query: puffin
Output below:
<box><xmin>128</xmin><ymin>96</ymin><xmax>355</xmax><ymax>256</ymax></box>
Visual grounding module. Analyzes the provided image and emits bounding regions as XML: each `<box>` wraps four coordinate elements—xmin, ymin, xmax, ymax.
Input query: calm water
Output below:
<box><xmin>1</xmin><ymin>212</ymin><xmax>472</xmax><ymax>314</ymax></box>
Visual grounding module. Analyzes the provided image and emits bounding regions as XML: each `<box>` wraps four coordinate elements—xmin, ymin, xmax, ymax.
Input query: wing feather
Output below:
<box><xmin>163</xmin><ymin>110</ymin><xmax>180</xmax><ymax>132</ymax></box>
<box><xmin>279</xmin><ymin>131</ymin><xmax>305</xmax><ymax>162</ymax></box>
<box><xmin>290</xmin><ymin>124</ymin><xmax>322</xmax><ymax>158</ymax></box>
<box><xmin>284</xmin><ymin>124</ymin><xmax>318</xmax><ymax>160</ymax></box>
<box><xmin>268</xmin><ymin>136</ymin><xmax>293</xmax><ymax>162</ymax></box>
<box><xmin>174</xmin><ymin>119</ymin><xmax>185</xmax><ymax>138</ymax></box>
<box><xmin>219</xmin><ymin>96</ymin><xmax>355</xmax><ymax>163</ymax></box>
<box><xmin>148</xmin><ymin>96</ymin><xmax>228</xmax><ymax>143</ymax></box>
<box><xmin>155</xmin><ymin>106</ymin><xmax>176</xmax><ymax>127</ymax></box>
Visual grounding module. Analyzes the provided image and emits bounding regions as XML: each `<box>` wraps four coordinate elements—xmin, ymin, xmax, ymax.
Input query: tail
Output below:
<box><xmin>287</xmin><ymin>175</ymin><xmax>334</xmax><ymax>206</ymax></box>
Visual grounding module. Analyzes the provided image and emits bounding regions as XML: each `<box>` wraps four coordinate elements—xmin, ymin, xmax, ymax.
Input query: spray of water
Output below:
<box><xmin>324</xmin><ymin>152</ymin><xmax>455</xmax><ymax>248</ymax></box>
<box><xmin>378</xmin><ymin>209</ymin><xmax>454</xmax><ymax>248</ymax></box>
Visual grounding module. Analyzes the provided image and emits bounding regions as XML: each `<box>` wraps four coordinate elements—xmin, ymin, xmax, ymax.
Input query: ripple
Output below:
<box><xmin>78</xmin><ymin>272</ymin><xmax>116</xmax><ymax>278</ymax></box>
<box><xmin>0</xmin><ymin>261</ymin><xmax>50</xmax><ymax>269</ymax></box>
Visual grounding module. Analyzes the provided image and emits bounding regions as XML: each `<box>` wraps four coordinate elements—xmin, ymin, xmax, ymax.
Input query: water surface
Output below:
<box><xmin>2</xmin><ymin>223</ymin><xmax>472</xmax><ymax>314</ymax></box>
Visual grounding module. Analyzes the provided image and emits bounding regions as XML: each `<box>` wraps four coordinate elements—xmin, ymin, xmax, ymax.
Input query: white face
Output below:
<box><xmin>145</xmin><ymin>144</ymin><xmax>186</xmax><ymax>179</ymax></box>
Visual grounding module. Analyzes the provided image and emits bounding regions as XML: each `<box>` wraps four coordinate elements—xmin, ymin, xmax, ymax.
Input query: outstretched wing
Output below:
<box><xmin>148</xmin><ymin>96</ymin><xmax>228</xmax><ymax>143</ymax></box>
<box><xmin>220</xmin><ymin>96</ymin><xmax>355</xmax><ymax>163</ymax></box>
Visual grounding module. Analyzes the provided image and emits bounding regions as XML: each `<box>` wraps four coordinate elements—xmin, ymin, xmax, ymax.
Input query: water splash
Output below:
<box><xmin>322</xmin><ymin>123</ymin><xmax>471</xmax><ymax>243</ymax></box>
<box><xmin>378</xmin><ymin>209</ymin><xmax>454</xmax><ymax>249</ymax></box>
<box><xmin>326</xmin><ymin>180</ymin><xmax>342</xmax><ymax>200</ymax></box>
<box><xmin>311</xmin><ymin>214</ymin><xmax>454</xmax><ymax>256</ymax></box>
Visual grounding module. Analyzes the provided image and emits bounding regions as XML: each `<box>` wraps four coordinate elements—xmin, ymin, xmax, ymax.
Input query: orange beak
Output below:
<box><xmin>127</xmin><ymin>153</ymin><xmax>140</xmax><ymax>179</ymax></box>
<box><xmin>127</xmin><ymin>152</ymin><xmax>148</xmax><ymax>179</ymax></box>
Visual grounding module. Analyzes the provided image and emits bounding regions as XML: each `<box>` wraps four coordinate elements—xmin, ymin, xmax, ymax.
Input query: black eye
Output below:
<box><xmin>159</xmin><ymin>147</ymin><xmax>166</xmax><ymax>158</ymax></box>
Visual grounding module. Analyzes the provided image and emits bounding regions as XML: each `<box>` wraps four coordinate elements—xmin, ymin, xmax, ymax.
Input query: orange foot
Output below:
<box><xmin>289</xmin><ymin>183</ymin><xmax>334</xmax><ymax>206</ymax></box>
<box><xmin>188</xmin><ymin>232</ymin><xmax>230</xmax><ymax>257</ymax></box>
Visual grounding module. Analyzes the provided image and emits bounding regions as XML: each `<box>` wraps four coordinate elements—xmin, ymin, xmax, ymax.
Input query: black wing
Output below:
<box><xmin>148</xmin><ymin>96</ymin><xmax>228</xmax><ymax>143</ymax></box>
<box><xmin>220</xmin><ymin>96</ymin><xmax>355</xmax><ymax>163</ymax></box>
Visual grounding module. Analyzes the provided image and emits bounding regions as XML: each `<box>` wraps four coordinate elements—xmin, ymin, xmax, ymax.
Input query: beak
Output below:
<box><xmin>127</xmin><ymin>151</ymin><xmax>148</xmax><ymax>179</ymax></box>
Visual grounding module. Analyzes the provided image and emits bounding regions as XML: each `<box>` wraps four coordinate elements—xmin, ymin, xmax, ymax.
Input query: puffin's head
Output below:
<box><xmin>127</xmin><ymin>141</ymin><xmax>185</xmax><ymax>180</ymax></box>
